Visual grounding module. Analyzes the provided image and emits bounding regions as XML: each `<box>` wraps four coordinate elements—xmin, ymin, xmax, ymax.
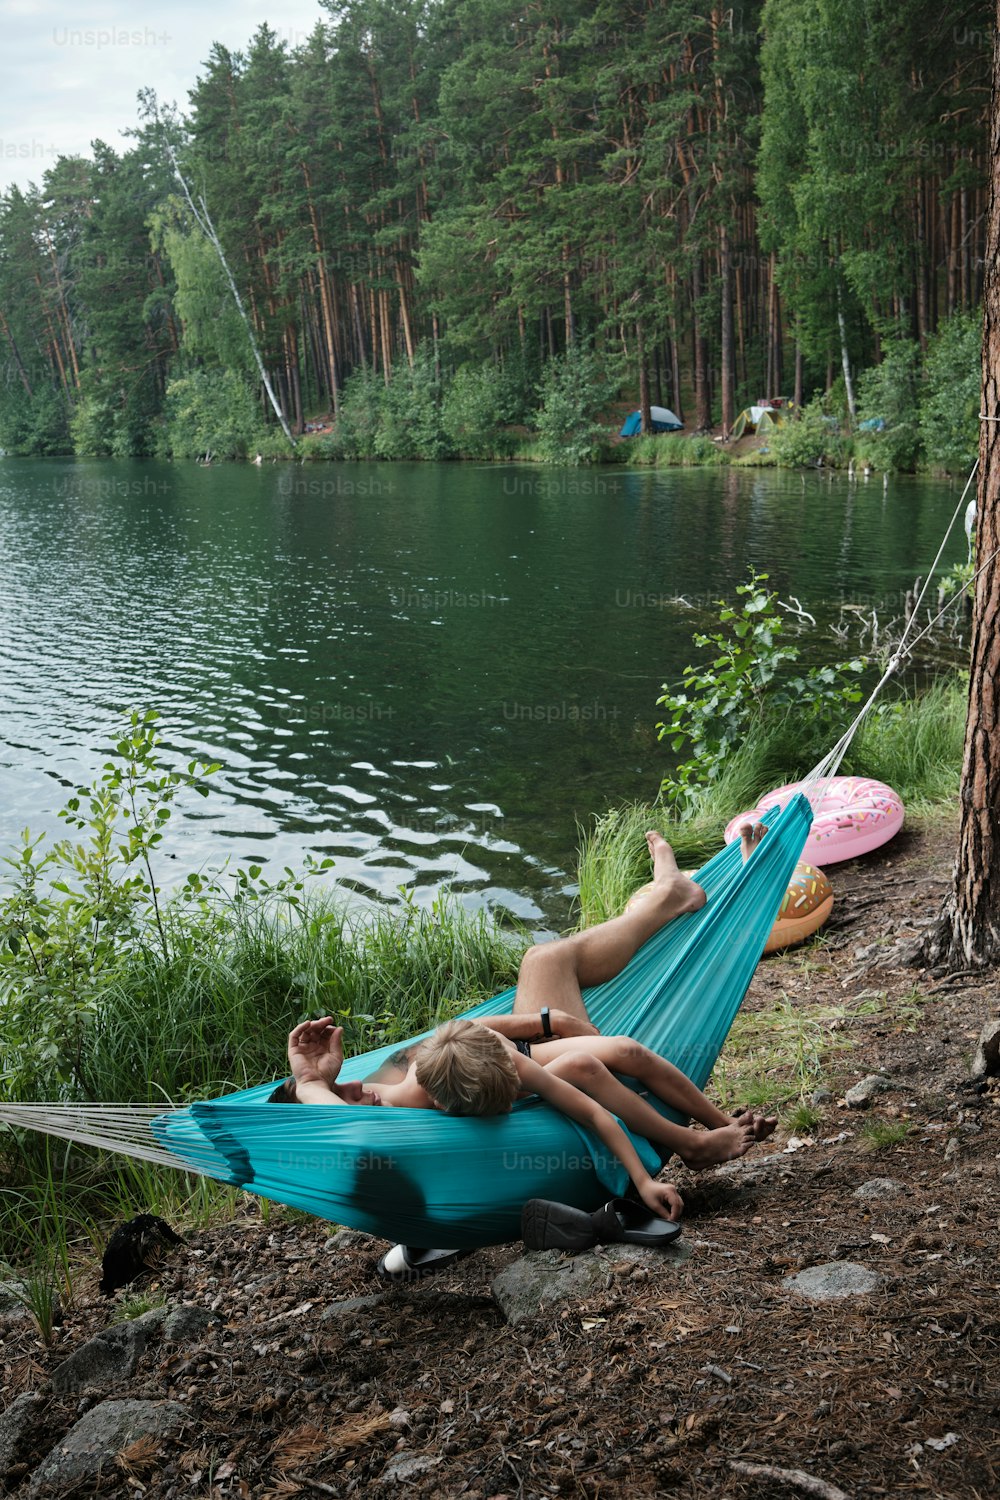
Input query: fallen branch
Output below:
<box><xmin>729</xmin><ymin>1458</ymin><xmax>850</xmax><ymax>1500</ymax></box>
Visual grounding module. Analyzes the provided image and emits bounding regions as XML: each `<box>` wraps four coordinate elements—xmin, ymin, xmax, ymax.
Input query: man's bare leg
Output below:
<box><xmin>512</xmin><ymin>832</ymin><xmax>704</xmax><ymax>1024</ymax></box>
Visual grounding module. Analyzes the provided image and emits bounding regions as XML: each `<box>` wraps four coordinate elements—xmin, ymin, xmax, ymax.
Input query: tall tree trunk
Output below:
<box><xmin>925</xmin><ymin>3</ymin><xmax>1000</xmax><ymax>970</ymax></box>
<box><xmin>691</xmin><ymin>258</ymin><xmax>710</xmax><ymax>431</ymax></box>
<box><xmin>636</xmin><ymin>321</ymin><xmax>651</xmax><ymax>433</ymax></box>
<box><xmin>719</xmin><ymin>222</ymin><xmax>734</xmax><ymax>437</ymax></box>
<box><xmin>0</xmin><ymin>310</ymin><xmax>33</xmax><ymax>396</ymax></box>
<box><xmin>837</xmin><ymin>283</ymin><xmax>857</xmax><ymax>422</ymax></box>
<box><xmin>670</xmin><ymin>323</ymin><xmax>683</xmax><ymax>424</ymax></box>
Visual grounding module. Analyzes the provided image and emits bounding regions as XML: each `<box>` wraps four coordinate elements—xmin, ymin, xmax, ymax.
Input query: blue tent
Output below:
<box><xmin>620</xmin><ymin>404</ymin><xmax>683</xmax><ymax>436</ymax></box>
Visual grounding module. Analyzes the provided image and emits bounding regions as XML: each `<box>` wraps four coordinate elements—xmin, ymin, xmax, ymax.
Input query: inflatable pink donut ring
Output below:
<box><xmin>724</xmin><ymin>775</ymin><xmax>905</xmax><ymax>865</ymax></box>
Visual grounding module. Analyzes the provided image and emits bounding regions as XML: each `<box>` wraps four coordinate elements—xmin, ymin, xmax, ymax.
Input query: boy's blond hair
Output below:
<box><xmin>415</xmin><ymin>1020</ymin><xmax>519</xmax><ymax>1116</ymax></box>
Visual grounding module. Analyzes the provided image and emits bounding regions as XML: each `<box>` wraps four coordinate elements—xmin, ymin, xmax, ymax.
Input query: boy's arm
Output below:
<box><xmin>514</xmin><ymin>1056</ymin><xmax>683</xmax><ymax>1220</ymax></box>
<box><xmin>479</xmin><ymin>1010</ymin><xmax>599</xmax><ymax>1041</ymax></box>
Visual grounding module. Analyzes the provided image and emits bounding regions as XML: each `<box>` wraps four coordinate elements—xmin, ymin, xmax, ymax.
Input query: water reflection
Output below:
<box><xmin>0</xmin><ymin>458</ymin><xmax>967</xmax><ymax>929</ymax></box>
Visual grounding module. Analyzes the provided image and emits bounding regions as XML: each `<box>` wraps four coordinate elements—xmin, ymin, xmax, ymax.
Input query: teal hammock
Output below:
<box><xmin>0</xmin><ymin>795</ymin><xmax>810</xmax><ymax>1249</ymax></box>
<box><xmin>154</xmin><ymin>793</ymin><xmax>811</xmax><ymax>1247</ymax></box>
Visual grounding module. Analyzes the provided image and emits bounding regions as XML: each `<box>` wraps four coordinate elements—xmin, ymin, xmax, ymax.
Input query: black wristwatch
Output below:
<box><xmin>540</xmin><ymin>1006</ymin><xmax>553</xmax><ymax>1038</ymax></box>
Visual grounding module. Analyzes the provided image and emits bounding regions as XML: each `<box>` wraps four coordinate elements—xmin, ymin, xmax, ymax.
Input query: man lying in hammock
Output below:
<box><xmin>273</xmin><ymin>827</ymin><xmax>776</xmax><ymax>1231</ymax></box>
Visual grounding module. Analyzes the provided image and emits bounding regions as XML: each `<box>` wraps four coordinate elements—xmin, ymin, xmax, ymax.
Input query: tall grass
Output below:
<box><xmin>843</xmin><ymin>677</ymin><xmax>965</xmax><ymax>810</ymax></box>
<box><xmin>0</xmin><ymin>893</ymin><xmax>524</xmax><ymax>1269</ymax></box>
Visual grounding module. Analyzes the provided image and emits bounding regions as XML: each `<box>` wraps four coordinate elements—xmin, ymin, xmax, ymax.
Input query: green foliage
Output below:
<box><xmin>856</xmin><ymin>338</ymin><xmax>922</xmax><ymax>471</ymax></box>
<box><xmin>374</xmin><ymin>346</ymin><xmax>452</xmax><ymax>461</ymax></box>
<box><xmin>163</xmin><ymin>369</ymin><xmax>265</xmax><ymax>460</ymax></box>
<box><xmin>627</xmin><ymin>434</ymin><xmax>726</xmax><ymax>467</ymax></box>
<box><xmin>919</xmin><ymin>312</ymin><xmax>981</xmax><ymax>474</ymax></box>
<box><xmin>860</xmin><ymin>1119</ymin><xmax>911</xmax><ymax>1150</ymax></box>
<box><xmin>327</xmin><ymin>367</ymin><xmax>384</xmax><ymax>459</ymax></box>
<box><xmin>533</xmin><ymin>345</ymin><xmax>615</xmax><ymax>464</ymax></box>
<box><xmin>844</xmin><ymin>677</ymin><xmax>964</xmax><ymax>809</ymax></box>
<box><xmin>0</xmin><ymin>711</ymin><xmax>221</xmax><ymax>1099</ymax></box>
<box><xmin>0</xmin><ymin>384</ymin><xmax>71</xmax><ymax>456</ymax></box>
<box><xmin>768</xmin><ymin>397</ymin><xmax>850</xmax><ymax>468</ymax></box>
<box><xmin>656</xmin><ymin>571</ymin><xmax>864</xmax><ymax>808</ymax></box>
<box><xmin>442</xmin><ymin>360</ymin><xmax>531</xmax><ymax>458</ymax></box>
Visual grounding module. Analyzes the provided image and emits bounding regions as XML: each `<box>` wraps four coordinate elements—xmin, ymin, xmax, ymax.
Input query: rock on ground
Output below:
<box><xmin>492</xmin><ymin>1242</ymin><xmax>690</xmax><ymax>1325</ymax></box>
<box><xmin>854</xmin><ymin>1178</ymin><xmax>906</xmax><ymax>1201</ymax></box>
<box><xmin>845</xmin><ymin>1074</ymin><xmax>894</xmax><ymax>1108</ymax></box>
<box><xmin>784</xmin><ymin>1262</ymin><xmax>881</xmax><ymax>1301</ymax></box>
<box><xmin>29</xmin><ymin>1399</ymin><xmax>188</xmax><ymax>1495</ymax></box>
<box><xmin>0</xmin><ymin>1393</ymin><xmax>42</xmax><ymax>1475</ymax></box>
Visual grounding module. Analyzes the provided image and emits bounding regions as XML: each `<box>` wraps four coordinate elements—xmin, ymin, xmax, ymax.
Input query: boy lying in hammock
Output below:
<box><xmin>274</xmin><ymin>827</ymin><xmax>776</xmax><ymax>1226</ymax></box>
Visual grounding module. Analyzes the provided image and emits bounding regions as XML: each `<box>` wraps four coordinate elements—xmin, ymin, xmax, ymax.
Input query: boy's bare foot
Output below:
<box><xmin>677</xmin><ymin>1118</ymin><xmax>758</xmax><ymax>1169</ymax></box>
<box><xmin>645</xmin><ymin>831</ymin><xmax>706</xmax><ymax>913</ymax></box>
<box><xmin>731</xmin><ymin>1106</ymin><xmax>778</xmax><ymax>1141</ymax></box>
<box><xmin>739</xmin><ymin>821</ymin><xmax>768</xmax><ymax>862</ymax></box>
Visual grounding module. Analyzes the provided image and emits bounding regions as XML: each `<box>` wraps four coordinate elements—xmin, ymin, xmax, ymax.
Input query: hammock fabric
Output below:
<box><xmin>1</xmin><ymin>794</ymin><xmax>811</xmax><ymax>1250</ymax></box>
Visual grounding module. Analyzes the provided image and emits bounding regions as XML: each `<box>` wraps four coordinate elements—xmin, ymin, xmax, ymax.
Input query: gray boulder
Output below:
<box><xmin>845</xmin><ymin>1075</ymin><xmax>894</xmax><ymax>1109</ymax></box>
<box><xmin>971</xmin><ymin>1017</ymin><xmax>1000</xmax><ymax>1078</ymax></box>
<box><xmin>0</xmin><ymin>1392</ymin><xmax>42</xmax><ymax>1475</ymax></box>
<box><xmin>854</xmin><ymin>1178</ymin><xmax>906</xmax><ymax>1201</ymax></box>
<box><xmin>784</xmin><ymin>1262</ymin><xmax>881</xmax><ymax>1301</ymax></box>
<box><xmin>50</xmin><ymin>1319</ymin><xmax>150</xmax><ymax>1395</ymax></box>
<box><xmin>29</xmin><ymin>1399</ymin><xmax>187</xmax><ymax>1495</ymax></box>
<box><xmin>493</xmin><ymin>1241</ymin><xmax>689</xmax><ymax>1326</ymax></box>
<box><xmin>161</xmin><ymin>1305</ymin><xmax>217</xmax><ymax>1342</ymax></box>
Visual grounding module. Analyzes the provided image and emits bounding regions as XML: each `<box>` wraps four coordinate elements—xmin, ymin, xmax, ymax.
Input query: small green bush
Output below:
<box><xmin>442</xmin><ymin>361</ymin><xmax>525</xmax><ymax>457</ymax></box>
<box><xmin>656</xmin><ymin>570</ymin><xmax>864</xmax><ymax>809</ymax></box>
<box><xmin>374</xmin><ymin>345</ymin><xmax>452</xmax><ymax>461</ymax></box>
<box><xmin>769</xmin><ymin>397</ymin><xmax>849</xmax><ymax>468</ymax></box>
<box><xmin>855</xmin><ymin>338</ymin><xmax>922</xmax><ymax>472</ymax></box>
<box><xmin>533</xmin><ymin>344</ymin><xmax>617</xmax><ymax>463</ymax></box>
<box><xmin>163</xmin><ymin>369</ymin><xmax>267</xmax><ymax>460</ymax></box>
<box><xmin>919</xmin><ymin>312</ymin><xmax>980</xmax><ymax>474</ymax></box>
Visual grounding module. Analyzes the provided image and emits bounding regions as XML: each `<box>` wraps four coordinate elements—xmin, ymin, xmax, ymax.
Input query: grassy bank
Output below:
<box><xmin>0</xmin><ymin>679</ymin><xmax>964</xmax><ymax>1288</ymax></box>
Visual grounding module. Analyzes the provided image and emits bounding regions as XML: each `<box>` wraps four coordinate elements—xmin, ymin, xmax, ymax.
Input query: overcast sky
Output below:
<box><xmin>0</xmin><ymin>0</ymin><xmax>326</xmax><ymax>194</ymax></box>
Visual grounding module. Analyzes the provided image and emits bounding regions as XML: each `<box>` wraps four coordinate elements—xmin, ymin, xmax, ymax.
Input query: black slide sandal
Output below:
<box><xmin>591</xmin><ymin>1197</ymin><xmax>683</xmax><ymax>1247</ymax></box>
<box><xmin>521</xmin><ymin>1199</ymin><xmax>598</xmax><ymax>1253</ymax></box>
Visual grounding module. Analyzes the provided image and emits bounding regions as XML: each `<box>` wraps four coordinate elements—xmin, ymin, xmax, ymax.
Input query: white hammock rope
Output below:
<box><xmin>801</xmin><ymin>456</ymin><xmax>981</xmax><ymax>794</ymax></box>
<box><xmin>0</xmin><ymin>1104</ymin><xmax>234</xmax><ymax>1182</ymax></box>
<box><xmin>0</xmin><ymin>453</ymin><xmax>985</xmax><ymax>1176</ymax></box>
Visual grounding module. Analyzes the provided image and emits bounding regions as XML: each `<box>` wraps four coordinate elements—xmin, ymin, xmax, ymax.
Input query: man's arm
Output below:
<box><xmin>287</xmin><ymin>1018</ymin><xmax>352</xmax><ymax>1105</ymax></box>
<box><xmin>479</xmin><ymin>1010</ymin><xmax>599</xmax><ymax>1042</ymax></box>
<box><xmin>513</xmin><ymin>1056</ymin><xmax>683</xmax><ymax>1221</ymax></box>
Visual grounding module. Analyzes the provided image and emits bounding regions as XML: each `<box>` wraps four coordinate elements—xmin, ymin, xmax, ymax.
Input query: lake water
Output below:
<box><xmin>0</xmin><ymin>457</ymin><xmax>969</xmax><ymax>929</ymax></box>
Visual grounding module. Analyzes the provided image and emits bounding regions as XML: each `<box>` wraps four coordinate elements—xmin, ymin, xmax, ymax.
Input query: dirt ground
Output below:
<box><xmin>2</xmin><ymin>817</ymin><xmax>999</xmax><ymax>1500</ymax></box>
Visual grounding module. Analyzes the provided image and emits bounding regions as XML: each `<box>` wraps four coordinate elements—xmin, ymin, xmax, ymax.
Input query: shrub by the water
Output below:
<box><xmin>855</xmin><ymin>338</ymin><xmax>922</xmax><ymax>472</ymax></box>
<box><xmin>919</xmin><ymin>312</ymin><xmax>980</xmax><ymax>475</ymax></box>
<box><xmin>656</xmin><ymin>570</ymin><xmax>864</xmax><ymax>810</ymax></box>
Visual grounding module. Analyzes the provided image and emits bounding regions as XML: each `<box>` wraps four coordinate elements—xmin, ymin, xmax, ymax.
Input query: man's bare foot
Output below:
<box><xmin>677</xmin><ymin>1118</ymin><xmax>758</xmax><ymax>1169</ymax></box>
<box><xmin>646</xmin><ymin>831</ymin><xmax>706</xmax><ymax>913</ymax></box>
<box><xmin>739</xmin><ymin>821</ymin><xmax>768</xmax><ymax>862</ymax></box>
